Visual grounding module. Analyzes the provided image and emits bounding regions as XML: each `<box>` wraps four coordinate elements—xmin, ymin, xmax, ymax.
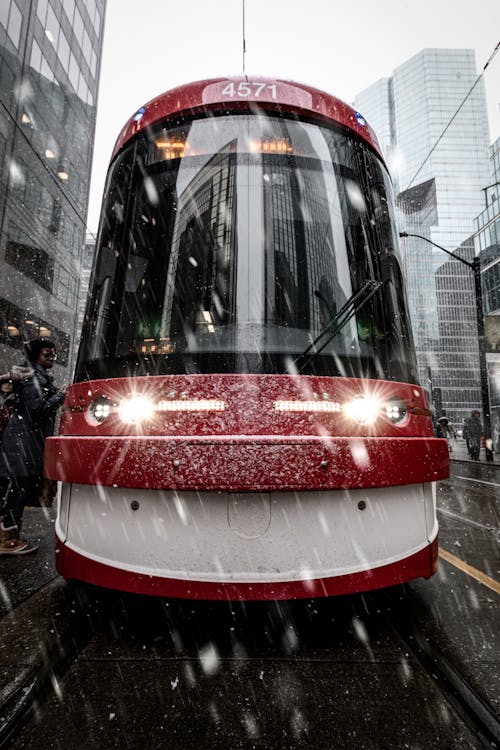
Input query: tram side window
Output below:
<box><xmin>81</xmin><ymin>152</ymin><xmax>134</xmax><ymax>362</ymax></box>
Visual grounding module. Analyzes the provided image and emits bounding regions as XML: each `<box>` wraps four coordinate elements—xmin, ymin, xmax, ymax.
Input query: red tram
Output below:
<box><xmin>45</xmin><ymin>77</ymin><xmax>449</xmax><ymax>599</ymax></box>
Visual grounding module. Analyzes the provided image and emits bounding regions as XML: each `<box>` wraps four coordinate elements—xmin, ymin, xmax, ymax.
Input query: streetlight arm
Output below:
<box><xmin>398</xmin><ymin>232</ymin><xmax>475</xmax><ymax>269</ymax></box>
<box><xmin>400</xmin><ymin>230</ymin><xmax>492</xmax><ymax>455</ymax></box>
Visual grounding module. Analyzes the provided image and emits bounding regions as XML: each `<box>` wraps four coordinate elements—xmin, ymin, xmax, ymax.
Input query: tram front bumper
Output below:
<box><xmin>45</xmin><ymin>435</ymin><xmax>449</xmax><ymax>491</ymax></box>
<box><xmin>54</xmin><ymin>482</ymin><xmax>439</xmax><ymax>600</ymax></box>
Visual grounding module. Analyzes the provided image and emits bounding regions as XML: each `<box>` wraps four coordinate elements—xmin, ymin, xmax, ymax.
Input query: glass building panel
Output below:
<box><xmin>57</xmin><ymin>29</ymin><xmax>70</xmax><ymax>69</ymax></box>
<box><xmin>0</xmin><ymin>3</ymin><xmax>9</xmax><ymax>30</ymax></box>
<box><xmin>62</xmin><ymin>0</ymin><xmax>75</xmax><ymax>22</ymax></box>
<box><xmin>0</xmin><ymin>0</ymin><xmax>106</xmax><ymax>375</ymax></box>
<box><xmin>7</xmin><ymin>1</ymin><xmax>22</xmax><ymax>49</ymax></box>
<box><xmin>36</xmin><ymin>0</ymin><xmax>48</xmax><ymax>25</ymax></box>
<box><xmin>45</xmin><ymin>3</ymin><xmax>60</xmax><ymax>46</ymax></box>
<box><xmin>73</xmin><ymin>6</ymin><xmax>84</xmax><ymax>43</ymax></box>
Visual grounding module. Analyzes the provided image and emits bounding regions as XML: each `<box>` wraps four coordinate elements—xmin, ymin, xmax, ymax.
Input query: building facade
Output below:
<box><xmin>355</xmin><ymin>49</ymin><xmax>492</xmax><ymax>424</ymax></box>
<box><xmin>475</xmin><ymin>137</ymin><xmax>500</xmax><ymax>443</ymax></box>
<box><xmin>0</xmin><ymin>0</ymin><xmax>105</xmax><ymax>377</ymax></box>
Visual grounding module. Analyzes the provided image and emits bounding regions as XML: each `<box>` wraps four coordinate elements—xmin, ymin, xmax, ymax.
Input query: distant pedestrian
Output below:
<box><xmin>465</xmin><ymin>410</ymin><xmax>482</xmax><ymax>460</ymax></box>
<box><xmin>462</xmin><ymin>418</ymin><xmax>470</xmax><ymax>455</ymax></box>
<box><xmin>0</xmin><ymin>340</ymin><xmax>66</xmax><ymax>555</ymax></box>
<box><xmin>436</xmin><ymin>413</ymin><xmax>456</xmax><ymax>453</ymax></box>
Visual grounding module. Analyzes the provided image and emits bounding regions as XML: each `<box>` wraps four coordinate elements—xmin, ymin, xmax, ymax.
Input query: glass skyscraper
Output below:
<box><xmin>355</xmin><ymin>49</ymin><xmax>492</xmax><ymax>423</ymax></box>
<box><xmin>0</xmin><ymin>0</ymin><xmax>105</xmax><ymax>376</ymax></box>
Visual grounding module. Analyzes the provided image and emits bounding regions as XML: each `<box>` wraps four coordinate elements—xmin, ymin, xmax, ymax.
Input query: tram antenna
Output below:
<box><xmin>242</xmin><ymin>0</ymin><xmax>247</xmax><ymax>75</ymax></box>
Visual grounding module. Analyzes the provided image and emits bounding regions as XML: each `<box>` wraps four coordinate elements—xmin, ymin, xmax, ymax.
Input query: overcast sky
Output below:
<box><xmin>86</xmin><ymin>0</ymin><xmax>500</xmax><ymax>233</ymax></box>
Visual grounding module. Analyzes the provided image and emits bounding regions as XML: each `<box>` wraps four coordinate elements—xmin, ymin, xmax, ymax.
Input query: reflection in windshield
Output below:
<box><xmin>77</xmin><ymin>114</ymin><xmax>417</xmax><ymax>383</ymax></box>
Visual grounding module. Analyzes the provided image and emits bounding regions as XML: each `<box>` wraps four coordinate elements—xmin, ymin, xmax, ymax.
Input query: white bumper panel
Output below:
<box><xmin>57</xmin><ymin>482</ymin><xmax>437</xmax><ymax>583</ymax></box>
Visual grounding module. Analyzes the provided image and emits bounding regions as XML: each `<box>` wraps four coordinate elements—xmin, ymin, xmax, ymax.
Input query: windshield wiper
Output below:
<box><xmin>293</xmin><ymin>279</ymin><xmax>382</xmax><ymax>374</ymax></box>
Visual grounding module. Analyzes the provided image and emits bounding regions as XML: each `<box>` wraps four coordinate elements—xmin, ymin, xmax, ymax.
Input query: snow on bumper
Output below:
<box><xmin>45</xmin><ymin>435</ymin><xmax>449</xmax><ymax>491</ymax></box>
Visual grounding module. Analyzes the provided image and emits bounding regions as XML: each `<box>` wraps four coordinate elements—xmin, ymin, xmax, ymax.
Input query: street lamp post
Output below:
<box><xmin>399</xmin><ymin>231</ymin><xmax>493</xmax><ymax>461</ymax></box>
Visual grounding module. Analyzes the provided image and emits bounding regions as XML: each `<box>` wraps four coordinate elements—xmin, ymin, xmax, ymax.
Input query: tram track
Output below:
<box><xmin>1</xmin><ymin>581</ymin><xmax>498</xmax><ymax>748</ymax></box>
<box><xmin>376</xmin><ymin>588</ymin><xmax>500</xmax><ymax>750</ymax></box>
<box><xmin>437</xmin><ymin>506</ymin><xmax>498</xmax><ymax>532</ymax></box>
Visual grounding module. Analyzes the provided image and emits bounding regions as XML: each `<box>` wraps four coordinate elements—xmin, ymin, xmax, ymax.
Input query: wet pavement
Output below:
<box><xmin>4</xmin><ymin>585</ymin><xmax>487</xmax><ymax>750</ymax></box>
<box><xmin>0</xmin><ymin>507</ymin><xmax>57</xmax><ymax>617</ymax></box>
<box><xmin>0</xmin><ymin>465</ymin><xmax>498</xmax><ymax>749</ymax></box>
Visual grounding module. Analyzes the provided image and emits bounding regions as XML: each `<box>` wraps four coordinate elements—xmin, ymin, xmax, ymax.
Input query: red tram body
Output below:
<box><xmin>45</xmin><ymin>77</ymin><xmax>449</xmax><ymax>599</ymax></box>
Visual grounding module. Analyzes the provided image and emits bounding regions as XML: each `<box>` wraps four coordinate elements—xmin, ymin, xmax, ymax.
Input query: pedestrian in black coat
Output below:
<box><xmin>0</xmin><ymin>339</ymin><xmax>66</xmax><ymax>555</ymax></box>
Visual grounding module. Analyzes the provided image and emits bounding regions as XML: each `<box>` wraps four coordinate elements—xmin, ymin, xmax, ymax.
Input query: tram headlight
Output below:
<box><xmin>384</xmin><ymin>399</ymin><xmax>407</xmax><ymax>424</ymax></box>
<box><xmin>343</xmin><ymin>396</ymin><xmax>408</xmax><ymax>425</ymax></box>
<box><xmin>88</xmin><ymin>397</ymin><xmax>111</xmax><ymax>424</ymax></box>
<box><xmin>343</xmin><ymin>396</ymin><xmax>381</xmax><ymax>425</ymax></box>
<box><xmin>118</xmin><ymin>395</ymin><xmax>155</xmax><ymax>424</ymax></box>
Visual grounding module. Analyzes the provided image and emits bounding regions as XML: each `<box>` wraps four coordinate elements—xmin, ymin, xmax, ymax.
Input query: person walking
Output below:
<box><xmin>0</xmin><ymin>339</ymin><xmax>66</xmax><ymax>554</ymax></box>
<box><xmin>436</xmin><ymin>412</ymin><xmax>456</xmax><ymax>453</ymax></box>
<box><xmin>465</xmin><ymin>410</ymin><xmax>483</xmax><ymax>460</ymax></box>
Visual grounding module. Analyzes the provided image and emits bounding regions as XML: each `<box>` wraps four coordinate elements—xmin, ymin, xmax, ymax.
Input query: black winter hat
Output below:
<box><xmin>25</xmin><ymin>338</ymin><xmax>56</xmax><ymax>363</ymax></box>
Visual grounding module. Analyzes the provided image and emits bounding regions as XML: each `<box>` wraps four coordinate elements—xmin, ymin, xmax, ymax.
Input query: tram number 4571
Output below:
<box><xmin>222</xmin><ymin>82</ymin><xmax>278</xmax><ymax>99</ymax></box>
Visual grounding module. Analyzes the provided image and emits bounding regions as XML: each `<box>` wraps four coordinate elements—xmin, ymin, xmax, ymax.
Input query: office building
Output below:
<box><xmin>476</xmin><ymin>137</ymin><xmax>500</xmax><ymax>315</ymax></box>
<box><xmin>474</xmin><ymin>137</ymin><xmax>500</xmax><ymax>441</ymax></box>
<box><xmin>355</xmin><ymin>49</ymin><xmax>491</xmax><ymax>423</ymax></box>
<box><xmin>0</xmin><ymin>0</ymin><xmax>105</xmax><ymax>376</ymax></box>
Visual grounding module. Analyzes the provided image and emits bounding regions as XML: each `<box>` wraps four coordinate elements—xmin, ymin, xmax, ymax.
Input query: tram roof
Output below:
<box><xmin>112</xmin><ymin>76</ymin><xmax>383</xmax><ymax>160</ymax></box>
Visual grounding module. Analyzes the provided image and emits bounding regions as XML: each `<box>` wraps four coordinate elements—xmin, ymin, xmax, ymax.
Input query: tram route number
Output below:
<box><xmin>221</xmin><ymin>82</ymin><xmax>277</xmax><ymax>99</ymax></box>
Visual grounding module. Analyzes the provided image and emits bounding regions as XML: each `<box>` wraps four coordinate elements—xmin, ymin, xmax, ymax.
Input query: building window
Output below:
<box><xmin>5</xmin><ymin>238</ymin><xmax>54</xmax><ymax>293</ymax></box>
<box><xmin>1</xmin><ymin>1</ymin><xmax>23</xmax><ymax>50</ymax></box>
<box><xmin>0</xmin><ymin>297</ymin><xmax>70</xmax><ymax>365</ymax></box>
<box><xmin>61</xmin><ymin>0</ymin><xmax>75</xmax><ymax>24</ymax></box>
<box><xmin>53</xmin><ymin>263</ymin><xmax>78</xmax><ymax>307</ymax></box>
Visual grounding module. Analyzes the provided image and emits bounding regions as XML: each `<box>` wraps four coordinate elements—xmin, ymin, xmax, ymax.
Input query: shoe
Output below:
<box><xmin>0</xmin><ymin>537</ymin><xmax>38</xmax><ymax>555</ymax></box>
<box><xmin>0</xmin><ymin>519</ymin><xmax>38</xmax><ymax>555</ymax></box>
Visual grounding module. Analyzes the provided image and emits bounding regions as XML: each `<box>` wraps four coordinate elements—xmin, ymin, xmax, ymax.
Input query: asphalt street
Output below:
<box><xmin>0</xmin><ymin>456</ymin><xmax>498</xmax><ymax>749</ymax></box>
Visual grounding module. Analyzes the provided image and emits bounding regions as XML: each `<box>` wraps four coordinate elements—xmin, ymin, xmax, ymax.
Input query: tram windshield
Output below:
<box><xmin>77</xmin><ymin>113</ymin><xmax>418</xmax><ymax>382</ymax></box>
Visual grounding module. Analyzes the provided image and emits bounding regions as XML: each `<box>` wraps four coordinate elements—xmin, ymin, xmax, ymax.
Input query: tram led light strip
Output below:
<box><xmin>274</xmin><ymin>397</ymin><xmax>408</xmax><ymax>425</ymax></box>
<box><xmin>273</xmin><ymin>400</ymin><xmax>342</xmax><ymax>413</ymax></box>
<box><xmin>88</xmin><ymin>396</ymin><xmax>227</xmax><ymax>425</ymax></box>
<box><xmin>156</xmin><ymin>399</ymin><xmax>226</xmax><ymax>412</ymax></box>
<box><xmin>118</xmin><ymin>397</ymin><xmax>226</xmax><ymax>423</ymax></box>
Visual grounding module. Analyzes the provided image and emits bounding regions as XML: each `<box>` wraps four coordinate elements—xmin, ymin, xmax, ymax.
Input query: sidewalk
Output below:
<box><xmin>448</xmin><ymin>438</ymin><xmax>500</xmax><ymax>465</ymax></box>
<box><xmin>0</xmin><ymin>507</ymin><xmax>57</xmax><ymax>618</ymax></box>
